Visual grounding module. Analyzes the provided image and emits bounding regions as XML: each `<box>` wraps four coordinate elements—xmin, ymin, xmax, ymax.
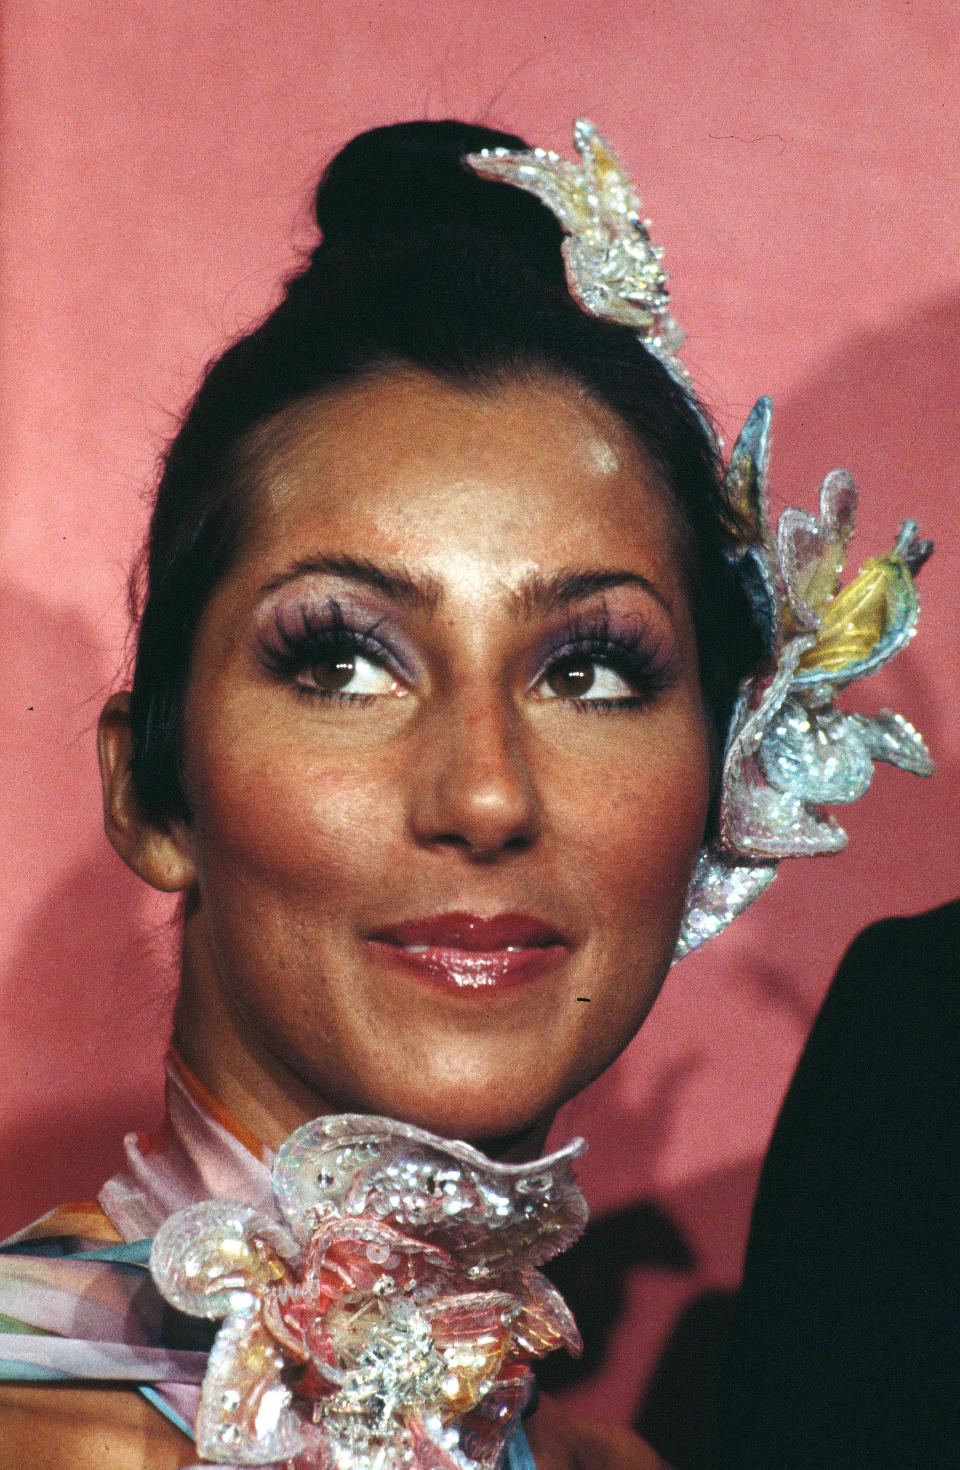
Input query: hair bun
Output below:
<box><xmin>313</xmin><ymin>119</ymin><xmax>567</xmax><ymax>286</ymax></box>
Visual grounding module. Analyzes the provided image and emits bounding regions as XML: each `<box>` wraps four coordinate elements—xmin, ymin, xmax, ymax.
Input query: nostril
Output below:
<box><xmin>501</xmin><ymin>830</ymin><xmax>534</xmax><ymax>854</ymax></box>
<box><xmin>427</xmin><ymin>826</ymin><xmax>534</xmax><ymax>861</ymax></box>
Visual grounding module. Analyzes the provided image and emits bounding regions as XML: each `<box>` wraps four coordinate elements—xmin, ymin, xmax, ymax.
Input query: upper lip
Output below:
<box><xmin>369</xmin><ymin>912</ymin><xmax>567</xmax><ymax>951</ymax></box>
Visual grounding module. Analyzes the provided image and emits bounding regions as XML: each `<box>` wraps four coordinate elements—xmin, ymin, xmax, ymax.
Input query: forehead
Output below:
<box><xmin>240</xmin><ymin>370</ymin><xmax>685</xmax><ymax>590</ymax></box>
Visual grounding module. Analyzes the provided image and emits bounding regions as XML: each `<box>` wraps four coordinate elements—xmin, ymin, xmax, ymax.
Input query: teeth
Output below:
<box><xmin>401</xmin><ymin>943</ymin><xmax>526</xmax><ymax>953</ymax></box>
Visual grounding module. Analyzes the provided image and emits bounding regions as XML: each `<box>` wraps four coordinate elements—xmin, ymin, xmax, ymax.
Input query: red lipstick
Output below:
<box><xmin>367</xmin><ymin>912</ymin><xmax>568</xmax><ymax>992</ymax></box>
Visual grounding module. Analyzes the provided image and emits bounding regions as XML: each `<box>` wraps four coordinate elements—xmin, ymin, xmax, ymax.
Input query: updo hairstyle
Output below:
<box><xmin>128</xmin><ymin>120</ymin><xmax>765</xmax><ymax>827</ymax></box>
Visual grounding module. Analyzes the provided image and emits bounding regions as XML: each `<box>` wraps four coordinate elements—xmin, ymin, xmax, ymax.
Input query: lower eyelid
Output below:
<box><xmin>293</xmin><ymin>687</ymin><xmax>380</xmax><ymax>707</ymax></box>
<box><xmin>569</xmin><ymin>696</ymin><xmax>646</xmax><ymax>713</ymax></box>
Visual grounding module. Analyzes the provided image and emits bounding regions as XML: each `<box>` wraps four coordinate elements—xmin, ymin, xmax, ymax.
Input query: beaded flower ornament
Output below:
<box><xmin>468</xmin><ymin>122</ymin><xmax>934</xmax><ymax>959</ymax></box>
<box><xmin>150</xmin><ymin>1116</ymin><xmax>587</xmax><ymax>1470</ymax></box>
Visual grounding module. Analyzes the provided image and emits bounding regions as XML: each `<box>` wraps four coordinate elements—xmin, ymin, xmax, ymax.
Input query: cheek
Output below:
<box><xmin>185</xmin><ymin>721</ymin><xmax>395</xmax><ymax>913</ymax></box>
<box><xmin>551</xmin><ymin>719</ymin><xmax>710</xmax><ymax>933</ymax></box>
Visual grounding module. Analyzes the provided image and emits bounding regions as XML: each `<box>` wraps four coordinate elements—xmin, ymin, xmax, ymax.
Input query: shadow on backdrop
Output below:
<box><xmin>554</xmin><ymin>297</ymin><xmax>960</xmax><ymax>1465</ymax></box>
<box><xmin>539</xmin><ymin>1201</ymin><xmax>695</xmax><ymax>1393</ymax></box>
<box><xmin>0</xmin><ymin>581</ymin><xmax>173</xmax><ymax>1235</ymax></box>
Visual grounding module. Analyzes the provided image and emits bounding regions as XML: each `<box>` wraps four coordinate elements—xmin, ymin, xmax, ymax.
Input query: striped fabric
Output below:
<box><xmin>0</xmin><ymin>1052</ymin><xmax>271</xmax><ymax>1436</ymax></box>
<box><xmin>0</xmin><ymin>1056</ymin><xmax>539</xmax><ymax>1468</ymax></box>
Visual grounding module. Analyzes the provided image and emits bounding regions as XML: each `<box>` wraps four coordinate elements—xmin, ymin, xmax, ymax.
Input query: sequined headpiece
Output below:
<box><xmin>467</xmin><ymin>122</ymin><xmax>934</xmax><ymax>959</ymax></box>
<box><xmin>468</xmin><ymin>120</ymin><xmax>689</xmax><ymax>390</ymax></box>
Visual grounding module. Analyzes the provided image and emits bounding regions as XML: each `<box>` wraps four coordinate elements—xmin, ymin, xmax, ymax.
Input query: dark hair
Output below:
<box><xmin>129</xmin><ymin>119</ymin><xmax>764</xmax><ymax>826</ymax></box>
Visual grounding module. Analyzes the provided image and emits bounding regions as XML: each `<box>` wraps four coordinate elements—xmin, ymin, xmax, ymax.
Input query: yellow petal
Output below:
<box><xmin>798</xmin><ymin>556</ymin><xmax>902</xmax><ymax>674</ymax></box>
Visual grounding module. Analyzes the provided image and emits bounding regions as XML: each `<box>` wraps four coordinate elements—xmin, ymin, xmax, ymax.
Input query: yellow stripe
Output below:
<box><xmin>168</xmin><ymin>1048</ymin><xmax>269</xmax><ymax>1164</ymax></box>
<box><xmin>2</xmin><ymin>1202</ymin><xmax>123</xmax><ymax>1249</ymax></box>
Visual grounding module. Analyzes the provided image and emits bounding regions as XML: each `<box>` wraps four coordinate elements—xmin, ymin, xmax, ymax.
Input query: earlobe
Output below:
<box><xmin>97</xmin><ymin>691</ymin><xmax>197</xmax><ymax>893</ymax></box>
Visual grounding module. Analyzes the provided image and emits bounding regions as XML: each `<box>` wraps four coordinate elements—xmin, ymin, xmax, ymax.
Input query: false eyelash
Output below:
<box><xmin>539</xmin><ymin>608</ymin><xmax>679</xmax><ymax>710</ymax></box>
<box><xmin>256</xmin><ymin>598</ymin><xmax>399</xmax><ymax>682</ymax></box>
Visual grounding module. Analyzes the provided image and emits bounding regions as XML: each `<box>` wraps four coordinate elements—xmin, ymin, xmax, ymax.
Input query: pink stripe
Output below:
<box><xmin>98</xmin><ymin>1058</ymin><xmax>274</xmax><ymax>1239</ymax></box>
<box><xmin>0</xmin><ymin>1333</ymin><xmax>207</xmax><ymax>1382</ymax></box>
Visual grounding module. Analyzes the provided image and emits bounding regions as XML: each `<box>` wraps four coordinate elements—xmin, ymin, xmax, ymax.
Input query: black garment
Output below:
<box><xmin>721</xmin><ymin>900</ymin><xmax>960</xmax><ymax>1469</ymax></box>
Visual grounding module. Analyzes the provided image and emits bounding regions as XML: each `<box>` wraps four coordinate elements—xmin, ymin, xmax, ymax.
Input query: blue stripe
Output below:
<box><xmin>69</xmin><ymin>1238</ymin><xmax>153</xmax><ymax>1265</ymax></box>
<box><xmin>138</xmin><ymin>1384</ymin><xmax>196</xmax><ymax>1440</ymax></box>
<box><xmin>506</xmin><ymin>1421</ymin><xmax>538</xmax><ymax>1470</ymax></box>
<box><xmin>0</xmin><ymin>1357</ymin><xmax>71</xmax><ymax>1381</ymax></box>
<box><xmin>0</xmin><ymin>1238</ymin><xmax>154</xmax><ymax>1266</ymax></box>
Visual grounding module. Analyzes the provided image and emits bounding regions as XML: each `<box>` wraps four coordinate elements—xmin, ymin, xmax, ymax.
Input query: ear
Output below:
<box><xmin>98</xmin><ymin>690</ymin><xmax>197</xmax><ymax>892</ymax></box>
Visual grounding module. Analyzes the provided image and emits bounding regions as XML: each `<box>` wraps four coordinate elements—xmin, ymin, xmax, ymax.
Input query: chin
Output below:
<box><xmin>337</xmin><ymin>1071</ymin><xmax>561</xmax><ymax>1157</ymax></box>
<box><xmin>267</xmin><ymin>1014</ymin><xmax>581</xmax><ymax>1156</ymax></box>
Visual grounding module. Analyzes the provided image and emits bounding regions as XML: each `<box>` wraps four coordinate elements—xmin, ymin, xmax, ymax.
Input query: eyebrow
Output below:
<box><xmin>260</xmin><ymin>555</ymin><xmax>669</xmax><ymax>617</ymax></box>
<box><xmin>511</xmin><ymin>567</ymin><xmax>671</xmax><ymax>617</ymax></box>
<box><xmin>260</xmin><ymin>554</ymin><xmax>443</xmax><ymax>614</ymax></box>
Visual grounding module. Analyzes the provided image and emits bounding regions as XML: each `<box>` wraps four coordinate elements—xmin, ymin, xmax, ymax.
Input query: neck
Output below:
<box><xmin>172</xmin><ymin>908</ymin><xmax>554</xmax><ymax>1163</ymax></box>
<box><xmin>173</xmin><ymin>915</ymin><xmax>329</xmax><ymax>1153</ymax></box>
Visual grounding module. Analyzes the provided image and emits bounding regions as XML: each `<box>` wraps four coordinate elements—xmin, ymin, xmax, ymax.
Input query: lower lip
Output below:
<box><xmin>366</xmin><ymin>940</ymin><xmax>568</xmax><ymax>993</ymax></box>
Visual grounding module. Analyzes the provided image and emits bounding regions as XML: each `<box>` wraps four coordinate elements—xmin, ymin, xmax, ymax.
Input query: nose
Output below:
<box><xmin>407</xmin><ymin>688</ymin><xmax>542</xmax><ymax>860</ymax></box>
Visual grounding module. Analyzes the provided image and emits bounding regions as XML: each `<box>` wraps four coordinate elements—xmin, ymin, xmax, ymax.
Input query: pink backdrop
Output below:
<box><xmin>2</xmin><ymin>0</ymin><xmax>959</xmax><ymax>1430</ymax></box>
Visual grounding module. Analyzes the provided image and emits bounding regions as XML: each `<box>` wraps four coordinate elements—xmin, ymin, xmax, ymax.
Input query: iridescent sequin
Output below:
<box><xmin>677</xmin><ymin>400</ymin><xmax>932</xmax><ymax>957</ymax></box>
<box><xmin>150</xmin><ymin>1116</ymin><xmax>586</xmax><ymax>1469</ymax></box>
<box><xmin>468</xmin><ymin>127</ymin><xmax>933</xmax><ymax>959</ymax></box>
<box><xmin>467</xmin><ymin>120</ymin><xmax>690</xmax><ymax>390</ymax></box>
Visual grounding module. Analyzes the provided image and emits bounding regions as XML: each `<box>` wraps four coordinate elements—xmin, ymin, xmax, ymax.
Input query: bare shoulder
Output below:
<box><xmin>0</xmin><ymin>1383</ymin><xmax>194</xmax><ymax>1469</ymax></box>
<box><xmin>0</xmin><ymin>1384</ymin><xmax>671</xmax><ymax>1470</ymax></box>
<box><xmin>525</xmin><ymin>1394</ymin><xmax>673</xmax><ymax>1470</ymax></box>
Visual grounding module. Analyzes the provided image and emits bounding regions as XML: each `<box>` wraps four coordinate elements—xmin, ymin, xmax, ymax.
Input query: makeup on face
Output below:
<box><xmin>366</xmin><ymin>911</ymin><xmax>569</xmax><ymax>994</ymax></box>
<box><xmin>251</xmin><ymin>560</ymin><xmax>683</xmax><ymax>718</ymax></box>
<box><xmin>174</xmin><ymin>371</ymin><xmax>711</xmax><ymax>1147</ymax></box>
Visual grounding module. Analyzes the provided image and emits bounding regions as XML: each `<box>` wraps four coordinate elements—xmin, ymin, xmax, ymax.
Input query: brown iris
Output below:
<box><xmin>308</xmin><ymin>651</ymin><xmax>357</xmax><ymax>692</ymax></box>
<box><xmin>546</xmin><ymin>656</ymin><xmax>597</xmax><ymax>698</ymax></box>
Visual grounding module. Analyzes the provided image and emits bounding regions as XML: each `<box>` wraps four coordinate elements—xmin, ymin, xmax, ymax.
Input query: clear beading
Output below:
<box><xmin>150</xmin><ymin>1115</ymin><xmax>587</xmax><ymax>1469</ymax></box>
<box><xmin>467</xmin><ymin>128</ymin><xmax>933</xmax><ymax>959</ymax></box>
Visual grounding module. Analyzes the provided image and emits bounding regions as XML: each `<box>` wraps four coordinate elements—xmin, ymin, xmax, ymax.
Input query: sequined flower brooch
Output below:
<box><xmin>675</xmin><ymin>397</ymin><xmax>933</xmax><ymax>957</ymax></box>
<box><xmin>150</xmin><ymin>1115</ymin><xmax>587</xmax><ymax>1470</ymax></box>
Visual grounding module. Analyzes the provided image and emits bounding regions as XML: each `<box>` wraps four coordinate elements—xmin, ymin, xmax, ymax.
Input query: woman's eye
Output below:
<box><xmin>540</xmin><ymin>654</ymin><xmax>636</xmax><ymax>701</ymax></box>
<box><xmin>295</xmin><ymin>647</ymin><xmax>400</xmax><ymax>697</ymax></box>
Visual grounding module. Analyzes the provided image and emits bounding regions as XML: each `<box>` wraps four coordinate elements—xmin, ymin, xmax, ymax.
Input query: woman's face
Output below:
<box><xmin>176</xmin><ymin>370</ymin><xmax>711</xmax><ymax>1145</ymax></box>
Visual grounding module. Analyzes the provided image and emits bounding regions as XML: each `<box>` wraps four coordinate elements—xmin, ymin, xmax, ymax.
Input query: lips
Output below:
<box><xmin>366</xmin><ymin>912</ymin><xmax>569</xmax><ymax>992</ymax></box>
